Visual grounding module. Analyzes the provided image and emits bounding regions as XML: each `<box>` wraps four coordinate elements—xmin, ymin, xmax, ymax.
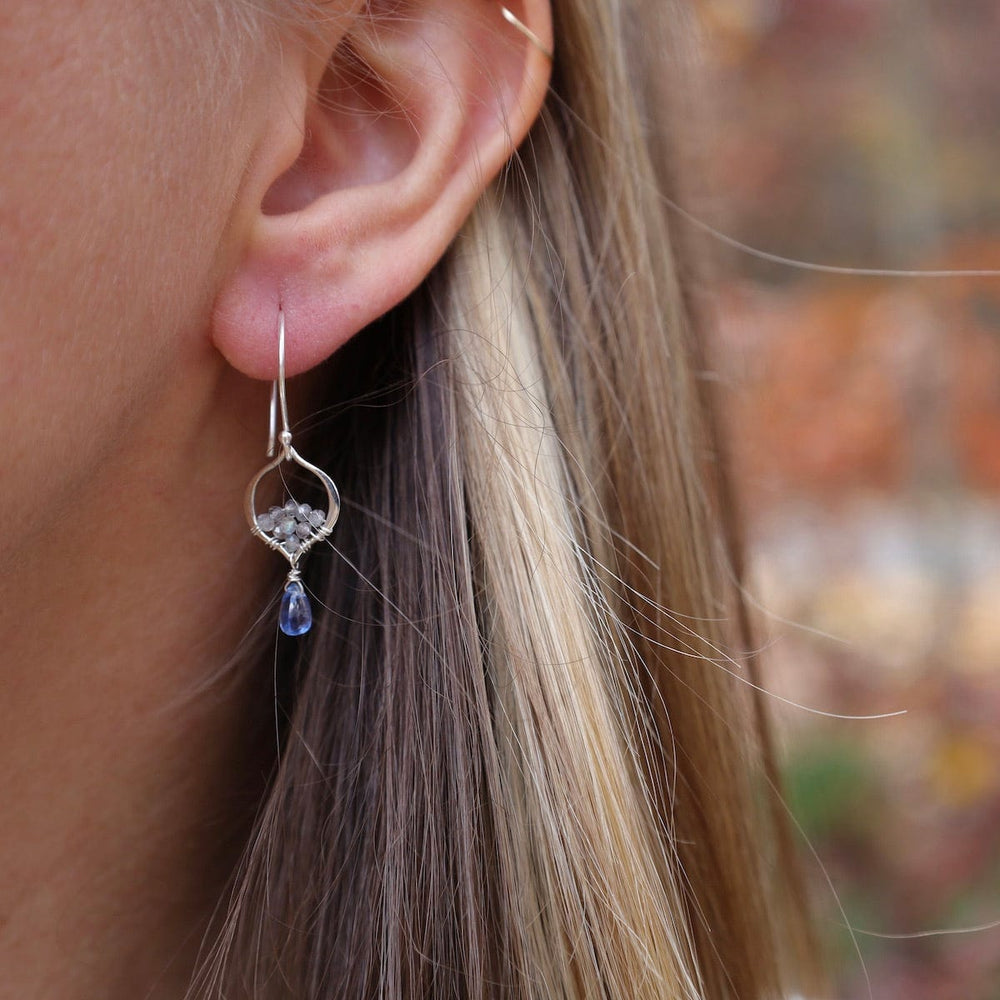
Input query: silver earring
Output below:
<box><xmin>499</xmin><ymin>5</ymin><xmax>553</xmax><ymax>60</ymax></box>
<box><xmin>244</xmin><ymin>308</ymin><xmax>340</xmax><ymax>636</ymax></box>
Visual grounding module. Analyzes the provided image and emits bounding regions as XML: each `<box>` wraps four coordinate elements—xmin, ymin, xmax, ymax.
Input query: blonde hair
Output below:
<box><xmin>193</xmin><ymin>0</ymin><xmax>819</xmax><ymax>996</ymax></box>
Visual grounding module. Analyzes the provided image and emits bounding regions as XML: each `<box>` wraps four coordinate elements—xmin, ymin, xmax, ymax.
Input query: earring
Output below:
<box><xmin>244</xmin><ymin>309</ymin><xmax>340</xmax><ymax>636</ymax></box>
<box><xmin>499</xmin><ymin>5</ymin><xmax>553</xmax><ymax>60</ymax></box>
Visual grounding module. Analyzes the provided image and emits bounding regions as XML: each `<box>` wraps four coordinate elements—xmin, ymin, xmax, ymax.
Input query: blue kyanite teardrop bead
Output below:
<box><xmin>279</xmin><ymin>580</ymin><xmax>312</xmax><ymax>636</ymax></box>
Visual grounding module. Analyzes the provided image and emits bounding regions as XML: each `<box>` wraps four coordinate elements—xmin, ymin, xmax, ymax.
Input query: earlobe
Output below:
<box><xmin>211</xmin><ymin>0</ymin><xmax>552</xmax><ymax>381</ymax></box>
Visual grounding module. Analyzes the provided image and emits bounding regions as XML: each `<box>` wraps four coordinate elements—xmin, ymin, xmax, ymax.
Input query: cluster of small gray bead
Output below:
<box><xmin>256</xmin><ymin>500</ymin><xmax>326</xmax><ymax>555</ymax></box>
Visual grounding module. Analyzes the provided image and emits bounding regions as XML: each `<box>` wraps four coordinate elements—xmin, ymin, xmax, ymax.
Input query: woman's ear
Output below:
<box><xmin>212</xmin><ymin>0</ymin><xmax>552</xmax><ymax>379</ymax></box>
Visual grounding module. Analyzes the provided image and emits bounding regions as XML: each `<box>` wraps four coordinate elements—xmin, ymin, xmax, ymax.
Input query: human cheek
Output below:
<box><xmin>0</xmin><ymin>1</ymin><xmax>254</xmax><ymax>538</ymax></box>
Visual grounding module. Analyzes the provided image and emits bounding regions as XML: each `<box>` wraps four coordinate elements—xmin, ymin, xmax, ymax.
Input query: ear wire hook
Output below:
<box><xmin>267</xmin><ymin>308</ymin><xmax>292</xmax><ymax>459</ymax></box>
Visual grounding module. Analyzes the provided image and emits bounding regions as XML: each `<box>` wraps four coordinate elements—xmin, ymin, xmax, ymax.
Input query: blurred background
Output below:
<box><xmin>689</xmin><ymin>2</ymin><xmax>1000</xmax><ymax>997</ymax></box>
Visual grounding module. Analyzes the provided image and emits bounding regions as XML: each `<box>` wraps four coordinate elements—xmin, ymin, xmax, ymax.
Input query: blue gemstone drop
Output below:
<box><xmin>279</xmin><ymin>580</ymin><xmax>312</xmax><ymax>636</ymax></box>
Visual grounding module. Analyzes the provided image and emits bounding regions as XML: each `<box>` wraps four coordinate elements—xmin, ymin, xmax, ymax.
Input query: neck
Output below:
<box><xmin>0</xmin><ymin>350</ymin><xmax>277</xmax><ymax>999</ymax></box>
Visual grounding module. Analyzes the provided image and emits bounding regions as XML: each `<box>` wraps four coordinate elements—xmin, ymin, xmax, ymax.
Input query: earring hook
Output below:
<box><xmin>267</xmin><ymin>308</ymin><xmax>292</xmax><ymax>458</ymax></box>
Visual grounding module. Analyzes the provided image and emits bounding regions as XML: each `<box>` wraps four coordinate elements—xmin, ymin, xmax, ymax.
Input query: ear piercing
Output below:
<box><xmin>500</xmin><ymin>5</ymin><xmax>553</xmax><ymax>60</ymax></box>
<box><xmin>244</xmin><ymin>309</ymin><xmax>340</xmax><ymax>636</ymax></box>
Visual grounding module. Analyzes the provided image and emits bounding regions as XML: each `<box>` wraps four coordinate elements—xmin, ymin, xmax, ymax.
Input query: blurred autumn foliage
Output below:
<box><xmin>690</xmin><ymin>2</ymin><xmax>1000</xmax><ymax>997</ymax></box>
<box><xmin>717</xmin><ymin>254</ymin><xmax>1000</xmax><ymax>507</ymax></box>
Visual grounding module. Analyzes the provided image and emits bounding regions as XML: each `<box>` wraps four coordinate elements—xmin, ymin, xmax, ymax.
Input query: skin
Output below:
<box><xmin>0</xmin><ymin>0</ymin><xmax>551</xmax><ymax>997</ymax></box>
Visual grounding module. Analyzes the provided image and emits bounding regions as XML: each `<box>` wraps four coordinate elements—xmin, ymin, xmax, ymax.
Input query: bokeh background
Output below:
<box><xmin>689</xmin><ymin>2</ymin><xmax>1000</xmax><ymax>997</ymax></box>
